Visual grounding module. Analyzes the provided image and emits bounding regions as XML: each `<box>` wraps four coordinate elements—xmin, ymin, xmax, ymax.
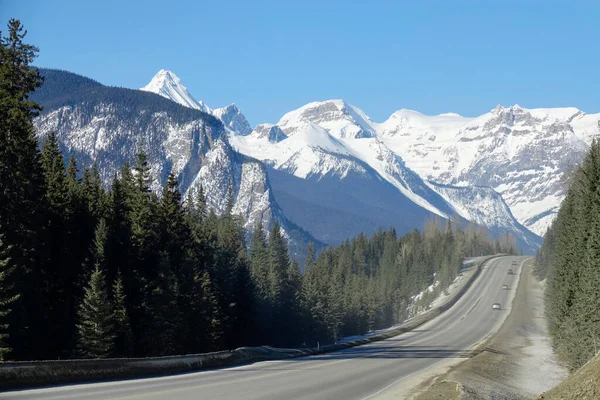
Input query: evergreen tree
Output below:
<box><xmin>250</xmin><ymin>223</ymin><xmax>269</xmax><ymax>298</ymax></box>
<box><xmin>76</xmin><ymin>266</ymin><xmax>115</xmax><ymax>358</ymax></box>
<box><xmin>0</xmin><ymin>234</ymin><xmax>18</xmax><ymax>360</ymax></box>
<box><xmin>112</xmin><ymin>270</ymin><xmax>133</xmax><ymax>357</ymax></box>
<box><xmin>196</xmin><ymin>184</ymin><xmax>207</xmax><ymax>219</ymax></box>
<box><xmin>141</xmin><ymin>253</ymin><xmax>180</xmax><ymax>356</ymax></box>
<box><xmin>0</xmin><ymin>18</ymin><xmax>47</xmax><ymax>360</ymax></box>
<box><xmin>158</xmin><ymin>172</ymin><xmax>190</xmax><ymax>274</ymax></box>
<box><xmin>186</xmin><ymin>270</ymin><xmax>221</xmax><ymax>352</ymax></box>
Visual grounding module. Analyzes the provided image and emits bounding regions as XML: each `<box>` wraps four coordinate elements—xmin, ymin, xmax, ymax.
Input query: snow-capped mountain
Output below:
<box><xmin>138</xmin><ymin>69</ymin><xmax>577</xmax><ymax>248</ymax></box>
<box><xmin>277</xmin><ymin>100</ymin><xmax>376</xmax><ymax>139</ymax></box>
<box><xmin>141</xmin><ymin>69</ymin><xmax>211</xmax><ymax>113</ymax></box>
<box><xmin>142</xmin><ymin>70</ymin><xmax>252</xmax><ymax>137</ymax></box>
<box><xmin>229</xmin><ymin>101</ymin><xmax>540</xmax><ymax>250</ymax></box>
<box><xmin>224</xmin><ymin>94</ymin><xmax>598</xmax><ymax>239</ymax></box>
<box><xmin>378</xmin><ymin>105</ymin><xmax>599</xmax><ymax>235</ymax></box>
<box><xmin>33</xmin><ymin>69</ymin><xmax>320</xmax><ymax>259</ymax></box>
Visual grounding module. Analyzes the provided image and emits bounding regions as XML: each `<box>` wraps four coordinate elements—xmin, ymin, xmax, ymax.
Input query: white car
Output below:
<box><xmin>502</xmin><ymin>284</ymin><xmax>509</xmax><ymax>290</ymax></box>
<box><xmin>507</xmin><ymin>269</ymin><xmax>513</xmax><ymax>275</ymax></box>
<box><xmin>492</xmin><ymin>303</ymin><xmax>501</xmax><ymax>310</ymax></box>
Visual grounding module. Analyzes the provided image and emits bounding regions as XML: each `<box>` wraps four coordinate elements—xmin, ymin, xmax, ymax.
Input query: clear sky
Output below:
<box><xmin>2</xmin><ymin>0</ymin><xmax>599</xmax><ymax>125</ymax></box>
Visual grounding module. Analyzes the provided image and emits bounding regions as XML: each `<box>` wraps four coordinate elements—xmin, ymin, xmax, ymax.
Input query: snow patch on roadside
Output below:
<box><xmin>513</xmin><ymin>278</ymin><xmax>568</xmax><ymax>396</ymax></box>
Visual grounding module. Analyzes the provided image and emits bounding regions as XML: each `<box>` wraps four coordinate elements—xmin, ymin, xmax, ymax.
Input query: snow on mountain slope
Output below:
<box><xmin>141</xmin><ymin>69</ymin><xmax>211</xmax><ymax>113</ymax></box>
<box><xmin>231</xmin><ymin>119</ymin><xmax>540</xmax><ymax>250</ymax></box>
<box><xmin>230</xmin><ymin>122</ymin><xmax>366</xmax><ymax>180</ymax></box>
<box><xmin>277</xmin><ymin>100</ymin><xmax>376</xmax><ymax>139</ymax></box>
<box><xmin>248</xmin><ymin>123</ymin><xmax>287</xmax><ymax>142</ymax></box>
<box><xmin>426</xmin><ymin>182</ymin><xmax>541</xmax><ymax>249</ymax></box>
<box><xmin>340</xmin><ymin>138</ymin><xmax>451</xmax><ymax>217</ymax></box>
<box><xmin>229</xmin><ymin>100</ymin><xmax>544</xmax><ymax>250</ymax></box>
<box><xmin>379</xmin><ymin>105</ymin><xmax>596</xmax><ymax>235</ymax></box>
<box><xmin>212</xmin><ymin>104</ymin><xmax>252</xmax><ymax>136</ymax></box>
<box><xmin>232</xmin><ymin>120</ymin><xmax>444</xmax><ymax>212</ymax></box>
<box><xmin>141</xmin><ymin>70</ymin><xmax>255</xmax><ymax>138</ymax></box>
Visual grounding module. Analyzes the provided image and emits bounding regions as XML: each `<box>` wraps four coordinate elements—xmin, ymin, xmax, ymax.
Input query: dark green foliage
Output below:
<box><xmin>0</xmin><ymin>19</ymin><xmax>49</xmax><ymax>361</ymax></box>
<box><xmin>112</xmin><ymin>270</ymin><xmax>133</xmax><ymax>357</ymax></box>
<box><xmin>0</xmin><ymin>234</ymin><xmax>18</xmax><ymax>360</ymax></box>
<box><xmin>76</xmin><ymin>266</ymin><xmax>115</xmax><ymax>358</ymax></box>
<box><xmin>538</xmin><ymin>140</ymin><xmax>600</xmax><ymax>370</ymax></box>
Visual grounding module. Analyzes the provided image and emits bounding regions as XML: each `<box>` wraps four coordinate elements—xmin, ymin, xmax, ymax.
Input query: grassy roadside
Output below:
<box><xmin>538</xmin><ymin>354</ymin><xmax>600</xmax><ymax>399</ymax></box>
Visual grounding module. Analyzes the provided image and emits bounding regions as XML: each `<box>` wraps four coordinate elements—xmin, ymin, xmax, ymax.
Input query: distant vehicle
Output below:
<box><xmin>492</xmin><ymin>303</ymin><xmax>501</xmax><ymax>310</ymax></box>
<box><xmin>502</xmin><ymin>284</ymin><xmax>509</xmax><ymax>290</ymax></box>
<box><xmin>508</xmin><ymin>269</ymin><xmax>513</xmax><ymax>275</ymax></box>
<box><xmin>512</xmin><ymin>261</ymin><xmax>517</xmax><ymax>266</ymax></box>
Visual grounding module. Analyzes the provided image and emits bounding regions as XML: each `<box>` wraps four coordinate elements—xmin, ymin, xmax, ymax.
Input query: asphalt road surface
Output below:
<box><xmin>4</xmin><ymin>256</ymin><xmax>526</xmax><ymax>400</ymax></box>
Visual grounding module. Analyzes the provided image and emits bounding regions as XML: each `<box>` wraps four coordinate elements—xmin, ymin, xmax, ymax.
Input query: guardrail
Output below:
<box><xmin>0</xmin><ymin>255</ymin><xmax>500</xmax><ymax>391</ymax></box>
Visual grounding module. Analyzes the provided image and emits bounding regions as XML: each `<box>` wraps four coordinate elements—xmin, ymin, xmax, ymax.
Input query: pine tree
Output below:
<box><xmin>76</xmin><ymin>266</ymin><xmax>115</xmax><ymax>358</ymax></box>
<box><xmin>187</xmin><ymin>270</ymin><xmax>221</xmax><ymax>352</ymax></box>
<box><xmin>41</xmin><ymin>132</ymin><xmax>68</xmax><ymax>210</ymax></box>
<box><xmin>250</xmin><ymin>223</ymin><xmax>269</xmax><ymax>298</ymax></box>
<box><xmin>268</xmin><ymin>220</ymin><xmax>289</xmax><ymax>307</ymax></box>
<box><xmin>0</xmin><ymin>234</ymin><xmax>18</xmax><ymax>360</ymax></box>
<box><xmin>196</xmin><ymin>184</ymin><xmax>207</xmax><ymax>219</ymax></box>
<box><xmin>0</xmin><ymin>18</ymin><xmax>47</xmax><ymax>360</ymax></box>
<box><xmin>224</xmin><ymin>180</ymin><xmax>234</xmax><ymax>217</ymax></box>
<box><xmin>112</xmin><ymin>270</ymin><xmax>133</xmax><ymax>357</ymax></box>
<box><xmin>82</xmin><ymin>164</ymin><xmax>106</xmax><ymax>219</ymax></box>
<box><xmin>141</xmin><ymin>254</ymin><xmax>180</xmax><ymax>356</ymax></box>
<box><xmin>158</xmin><ymin>172</ymin><xmax>190</xmax><ymax>274</ymax></box>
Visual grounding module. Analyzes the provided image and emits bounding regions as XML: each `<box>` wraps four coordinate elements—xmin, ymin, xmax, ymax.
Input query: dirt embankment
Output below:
<box><xmin>416</xmin><ymin>259</ymin><xmax>567</xmax><ymax>400</ymax></box>
<box><xmin>537</xmin><ymin>351</ymin><xmax>600</xmax><ymax>399</ymax></box>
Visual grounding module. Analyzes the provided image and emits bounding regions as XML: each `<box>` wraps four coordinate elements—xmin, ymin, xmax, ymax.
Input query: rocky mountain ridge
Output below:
<box><xmin>32</xmin><ymin>68</ymin><xmax>321</xmax><ymax>259</ymax></box>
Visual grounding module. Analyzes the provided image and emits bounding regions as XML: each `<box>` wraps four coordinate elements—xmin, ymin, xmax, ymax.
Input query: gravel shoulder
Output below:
<box><xmin>415</xmin><ymin>259</ymin><xmax>568</xmax><ymax>400</ymax></box>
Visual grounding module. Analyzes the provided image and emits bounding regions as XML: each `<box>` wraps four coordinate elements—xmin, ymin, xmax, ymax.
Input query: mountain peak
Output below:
<box><xmin>141</xmin><ymin>69</ymin><xmax>210</xmax><ymax>113</ymax></box>
<box><xmin>277</xmin><ymin>99</ymin><xmax>376</xmax><ymax>139</ymax></box>
<box><xmin>213</xmin><ymin>103</ymin><xmax>252</xmax><ymax>136</ymax></box>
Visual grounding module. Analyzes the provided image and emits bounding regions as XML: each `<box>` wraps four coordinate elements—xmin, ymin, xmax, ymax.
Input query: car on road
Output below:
<box><xmin>512</xmin><ymin>261</ymin><xmax>517</xmax><ymax>266</ymax></box>
<box><xmin>502</xmin><ymin>284</ymin><xmax>509</xmax><ymax>290</ymax></box>
<box><xmin>492</xmin><ymin>303</ymin><xmax>501</xmax><ymax>310</ymax></box>
<box><xmin>507</xmin><ymin>269</ymin><xmax>513</xmax><ymax>275</ymax></box>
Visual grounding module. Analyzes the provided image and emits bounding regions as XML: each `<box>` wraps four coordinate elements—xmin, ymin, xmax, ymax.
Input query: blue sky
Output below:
<box><xmin>2</xmin><ymin>0</ymin><xmax>599</xmax><ymax>125</ymax></box>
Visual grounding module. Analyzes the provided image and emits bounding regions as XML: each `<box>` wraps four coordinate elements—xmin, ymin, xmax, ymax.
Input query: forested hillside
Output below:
<box><xmin>536</xmin><ymin>139</ymin><xmax>600</xmax><ymax>371</ymax></box>
<box><xmin>0</xmin><ymin>19</ymin><xmax>516</xmax><ymax>362</ymax></box>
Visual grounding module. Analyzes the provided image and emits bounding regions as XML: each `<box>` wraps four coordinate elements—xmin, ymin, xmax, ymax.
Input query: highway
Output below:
<box><xmin>3</xmin><ymin>256</ymin><xmax>526</xmax><ymax>400</ymax></box>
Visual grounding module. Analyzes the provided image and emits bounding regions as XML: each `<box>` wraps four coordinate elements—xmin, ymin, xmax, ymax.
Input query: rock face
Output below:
<box><xmin>248</xmin><ymin>124</ymin><xmax>287</xmax><ymax>143</ymax></box>
<box><xmin>212</xmin><ymin>104</ymin><xmax>252</xmax><ymax>136</ymax></box>
<box><xmin>32</xmin><ymin>69</ymin><xmax>320</xmax><ymax>259</ymax></box>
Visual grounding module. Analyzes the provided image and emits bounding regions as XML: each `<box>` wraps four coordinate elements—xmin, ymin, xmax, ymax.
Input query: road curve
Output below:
<box><xmin>3</xmin><ymin>256</ymin><xmax>526</xmax><ymax>400</ymax></box>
